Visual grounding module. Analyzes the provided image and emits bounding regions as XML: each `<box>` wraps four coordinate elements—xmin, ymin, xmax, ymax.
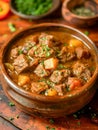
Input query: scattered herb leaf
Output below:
<box><xmin>18</xmin><ymin>49</ymin><xmax>23</xmax><ymax>54</ymax></box>
<box><xmin>8</xmin><ymin>23</ymin><xmax>16</xmax><ymax>32</ymax></box>
<box><xmin>46</xmin><ymin>126</ymin><xmax>50</xmax><ymax>130</ymax></box>
<box><xmin>9</xmin><ymin>102</ymin><xmax>15</xmax><ymax>107</ymax></box>
<box><xmin>73</xmin><ymin>114</ymin><xmax>78</xmax><ymax>119</ymax></box>
<box><xmin>49</xmin><ymin>118</ymin><xmax>54</xmax><ymax>124</ymax></box>
<box><xmin>77</xmin><ymin>121</ymin><xmax>81</xmax><ymax>126</ymax></box>
<box><xmin>51</xmin><ymin>128</ymin><xmax>55</xmax><ymax>130</ymax></box>
<box><xmin>84</xmin><ymin>31</ymin><xmax>89</xmax><ymax>36</ymax></box>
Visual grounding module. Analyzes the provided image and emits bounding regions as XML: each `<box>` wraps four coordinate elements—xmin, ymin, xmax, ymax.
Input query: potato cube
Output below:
<box><xmin>18</xmin><ymin>75</ymin><xmax>30</xmax><ymax>87</ymax></box>
<box><xmin>69</xmin><ymin>39</ymin><xmax>83</xmax><ymax>48</ymax></box>
<box><xmin>44</xmin><ymin>58</ymin><xmax>58</xmax><ymax>70</ymax></box>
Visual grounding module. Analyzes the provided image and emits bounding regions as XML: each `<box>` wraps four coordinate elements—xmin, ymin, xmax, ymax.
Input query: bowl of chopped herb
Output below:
<box><xmin>10</xmin><ymin>0</ymin><xmax>60</xmax><ymax>19</ymax></box>
<box><xmin>62</xmin><ymin>0</ymin><xmax>98</xmax><ymax>27</ymax></box>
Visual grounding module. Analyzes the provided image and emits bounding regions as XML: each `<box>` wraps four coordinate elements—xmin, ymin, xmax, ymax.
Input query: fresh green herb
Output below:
<box><xmin>91</xmin><ymin>113</ymin><xmax>96</xmax><ymax>119</ymax></box>
<box><xmin>9</xmin><ymin>102</ymin><xmax>15</xmax><ymax>107</ymax></box>
<box><xmin>8</xmin><ymin>23</ymin><xmax>16</xmax><ymax>32</ymax></box>
<box><xmin>14</xmin><ymin>0</ymin><xmax>53</xmax><ymax>16</ymax></box>
<box><xmin>46</xmin><ymin>80</ymin><xmax>55</xmax><ymax>87</ymax></box>
<box><xmin>73</xmin><ymin>114</ymin><xmax>78</xmax><ymax>119</ymax></box>
<box><xmin>58</xmin><ymin>64</ymin><xmax>65</xmax><ymax>69</ymax></box>
<box><xmin>51</xmin><ymin>128</ymin><xmax>55</xmax><ymax>130</ymax></box>
<box><xmin>49</xmin><ymin>118</ymin><xmax>55</xmax><ymax>124</ymax></box>
<box><xmin>46</xmin><ymin>126</ymin><xmax>50</xmax><ymax>130</ymax></box>
<box><xmin>9</xmin><ymin>117</ymin><xmax>14</xmax><ymax>121</ymax></box>
<box><xmin>77</xmin><ymin>121</ymin><xmax>81</xmax><ymax>126</ymax></box>
<box><xmin>84</xmin><ymin>31</ymin><xmax>89</xmax><ymax>36</ymax></box>
<box><xmin>40</xmin><ymin>60</ymin><xmax>44</xmax><ymax>65</ymax></box>
<box><xmin>18</xmin><ymin>49</ymin><xmax>23</xmax><ymax>54</ymax></box>
<box><xmin>46</xmin><ymin>51</ymin><xmax>51</xmax><ymax>57</ymax></box>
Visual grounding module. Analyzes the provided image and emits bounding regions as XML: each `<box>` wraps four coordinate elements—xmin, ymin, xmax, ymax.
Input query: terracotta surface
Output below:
<box><xmin>0</xmin><ymin>1</ymin><xmax>98</xmax><ymax>130</ymax></box>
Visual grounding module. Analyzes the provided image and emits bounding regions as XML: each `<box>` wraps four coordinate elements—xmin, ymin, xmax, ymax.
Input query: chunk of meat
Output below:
<box><xmin>73</xmin><ymin>62</ymin><xmax>91</xmax><ymax>82</ymax></box>
<box><xmin>50</xmin><ymin>69</ymin><xmax>71</xmax><ymax>84</ymax></box>
<box><xmin>29</xmin><ymin>58</ymin><xmax>39</xmax><ymax>68</ymax></box>
<box><xmin>67</xmin><ymin>77</ymin><xmax>82</xmax><ymax>91</ymax></box>
<box><xmin>10</xmin><ymin>48</ymin><xmax>18</xmax><ymax>58</ymax></box>
<box><xmin>58</xmin><ymin>47</ymin><xmax>76</xmax><ymax>63</ymax></box>
<box><xmin>75</xmin><ymin>47</ymin><xmax>91</xmax><ymax>59</ymax></box>
<box><xmin>39</xmin><ymin>33</ymin><xmax>54</xmax><ymax>47</ymax></box>
<box><xmin>31</xmin><ymin>82</ymin><xmax>48</xmax><ymax>94</ymax></box>
<box><xmin>13</xmin><ymin>54</ymin><xmax>29</xmax><ymax>74</ymax></box>
<box><xmin>28</xmin><ymin>44</ymin><xmax>54</xmax><ymax>58</ymax></box>
<box><xmin>54</xmin><ymin>84</ymin><xmax>66</xmax><ymax>96</ymax></box>
<box><xmin>29</xmin><ymin>34</ymin><xmax>39</xmax><ymax>44</ymax></box>
<box><xmin>44</xmin><ymin>58</ymin><xmax>58</xmax><ymax>70</ymax></box>
<box><xmin>34</xmin><ymin>64</ymin><xmax>50</xmax><ymax>77</ymax></box>
<box><xmin>18</xmin><ymin>74</ymin><xmax>30</xmax><ymax>87</ymax></box>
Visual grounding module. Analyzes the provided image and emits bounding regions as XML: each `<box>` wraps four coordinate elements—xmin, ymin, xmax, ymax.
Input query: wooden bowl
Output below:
<box><xmin>10</xmin><ymin>0</ymin><xmax>60</xmax><ymax>19</ymax></box>
<box><xmin>62</xmin><ymin>0</ymin><xmax>98</xmax><ymax>27</ymax></box>
<box><xmin>1</xmin><ymin>23</ymin><xmax>98</xmax><ymax>118</ymax></box>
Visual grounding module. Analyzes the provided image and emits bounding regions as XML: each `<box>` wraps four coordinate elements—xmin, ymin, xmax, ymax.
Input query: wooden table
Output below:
<box><xmin>0</xmin><ymin>3</ymin><xmax>98</xmax><ymax>130</ymax></box>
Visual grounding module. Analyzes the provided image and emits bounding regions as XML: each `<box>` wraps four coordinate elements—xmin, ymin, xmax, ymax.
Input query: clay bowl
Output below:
<box><xmin>62</xmin><ymin>0</ymin><xmax>98</xmax><ymax>27</ymax></box>
<box><xmin>1</xmin><ymin>23</ymin><xmax>98</xmax><ymax>118</ymax></box>
<box><xmin>10</xmin><ymin>0</ymin><xmax>60</xmax><ymax>19</ymax></box>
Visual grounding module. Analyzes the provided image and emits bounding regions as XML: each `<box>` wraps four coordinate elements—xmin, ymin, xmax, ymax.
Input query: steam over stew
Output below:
<box><xmin>5</xmin><ymin>32</ymin><xmax>95</xmax><ymax>96</ymax></box>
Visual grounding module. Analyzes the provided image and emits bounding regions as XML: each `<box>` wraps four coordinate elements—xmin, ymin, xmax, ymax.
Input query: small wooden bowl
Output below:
<box><xmin>1</xmin><ymin>23</ymin><xmax>98</xmax><ymax>118</ymax></box>
<box><xmin>10</xmin><ymin>0</ymin><xmax>60</xmax><ymax>19</ymax></box>
<box><xmin>62</xmin><ymin>0</ymin><xmax>98</xmax><ymax>27</ymax></box>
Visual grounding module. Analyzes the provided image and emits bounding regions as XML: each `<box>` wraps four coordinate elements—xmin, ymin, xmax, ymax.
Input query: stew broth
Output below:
<box><xmin>5</xmin><ymin>31</ymin><xmax>96</xmax><ymax>96</ymax></box>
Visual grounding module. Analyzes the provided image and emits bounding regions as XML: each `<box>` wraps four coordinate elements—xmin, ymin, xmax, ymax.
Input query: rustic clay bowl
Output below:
<box><xmin>10</xmin><ymin>0</ymin><xmax>60</xmax><ymax>19</ymax></box>
<box><xmin>1</xmin><ymin>23</ymin><xmax>98</xmax><ymax>118</ymax></box>
<box><xmin>62</xmin><ymin>0</ymin><xmax>98</xmax><ymax>27</ymax></box>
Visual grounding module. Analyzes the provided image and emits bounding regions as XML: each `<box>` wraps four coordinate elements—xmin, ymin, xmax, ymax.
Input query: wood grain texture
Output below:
<box><xmin>0</xmin><ymin>2</ymin><xmax>98</xmax><ymax>129</ymax></box>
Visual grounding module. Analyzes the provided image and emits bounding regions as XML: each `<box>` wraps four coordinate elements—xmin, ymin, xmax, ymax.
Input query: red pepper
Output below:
<box><xmin>0</xmin><ymin>1</ymin><xmax>10</xmax><ymax>20</ymax></box>
<box><xmin>2</xmin><ymin>0</ymin><xmax>10</xmax><ymax>3</ymax></box>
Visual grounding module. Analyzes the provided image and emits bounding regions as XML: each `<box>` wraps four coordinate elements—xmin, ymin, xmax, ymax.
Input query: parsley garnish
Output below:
<box><xmin>9</xmin><ymin>102</ymin><xmax>15</xmax><ymax>107</ymax></box>
<box><xmin>84</xmin><ymin>31</ymin><xmax>89</xmax><ymax>36</ymax></box>
<box><xmin>8</xmin><ymin>23</ymin><xmax>16</xmax><ymax>32</ymax></box>
<box><xmin>49</xmin><ymin>118</ymin><xmax>54</xmax><ymax>124</ymax></box>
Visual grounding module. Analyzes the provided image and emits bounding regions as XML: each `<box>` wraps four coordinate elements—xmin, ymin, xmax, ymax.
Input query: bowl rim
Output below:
<box><xmin>10</xmin><ymin>0</ymin><xmax>60</xmax><ymax>19</ymax></box>
<box><xmin>1</xmin><ymin>23</ymin><xmax>98</xmax><ymax>102</ymax></box>
<box><xmin>62</xmin><ymin>0</ymin><xmax>98</xmax><ymax>19</ymax></box>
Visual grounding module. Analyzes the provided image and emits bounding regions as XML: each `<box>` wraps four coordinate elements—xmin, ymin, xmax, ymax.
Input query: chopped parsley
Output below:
<box><xmin>9</xmin><ymin>102</ymin><xmax>15</xmax><ymax>107</ymax></box>
<box><xmin>49</xmin><ymin>118</ymin><xmax>54</xmax><ymax>124</ymax></box>
<box><xmin>77</xmin><ymin>121</ymin><xmax>81</xmax><ymax>126</ymax></box>
<box><xmin>8</xmin><ymin>23</ymin><xmax>16</xmax><ymax>32</ymax></box>
<box><xmin>18</xmin><ymin>49</ymin><xmax>23</xmax><ymax>54</ymax></box>
<box><xmin>84</xmin><ymin>31</ymin><xmax>89</xmax><ymax>36</ymax></box>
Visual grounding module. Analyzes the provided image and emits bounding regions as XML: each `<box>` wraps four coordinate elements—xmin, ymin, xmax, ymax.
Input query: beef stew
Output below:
<box><xmin>4</xmin><ymin>31</ymin><xmax>96</xmax><ymax>96</ymax></box>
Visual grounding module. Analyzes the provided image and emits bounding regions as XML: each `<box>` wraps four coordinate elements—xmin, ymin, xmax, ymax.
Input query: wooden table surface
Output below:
<box><xmin>0</xmin><ymin>2</ymin><xmax>98</xmax><ymax>130</ymax></box>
